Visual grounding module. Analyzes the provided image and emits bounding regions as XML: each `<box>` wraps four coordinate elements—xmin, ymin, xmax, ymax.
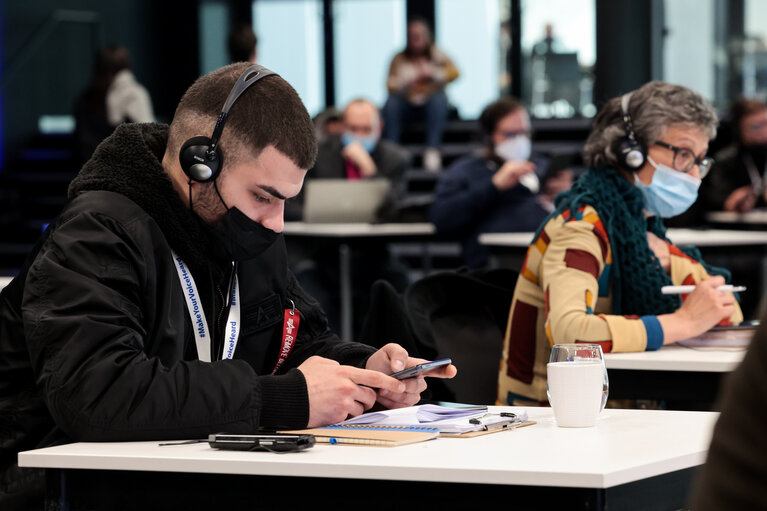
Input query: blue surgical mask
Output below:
<box><xmin>634</xmin><ymin>156</ymin><xmax>701</xmax><ymax>218</ymax></box>
<box><xmin>495</xmin><ymin>134</ymin><xmax>531</xmax><ymax>162</ymax></box>
<box><xmin>341</xmin><ymin>133</ymin><xmax>377</xmax><ymax>153</ymax></box>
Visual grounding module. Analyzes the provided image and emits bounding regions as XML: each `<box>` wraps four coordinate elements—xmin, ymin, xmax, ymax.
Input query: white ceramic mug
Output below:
<box><xmin>547</xmin><ymin>344</ymin><xmax>609</xmax><ymax>427</ymax></box>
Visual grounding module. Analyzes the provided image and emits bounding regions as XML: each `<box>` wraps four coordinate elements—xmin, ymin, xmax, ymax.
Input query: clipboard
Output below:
<box><xmin>439</xmin><ymin>419</ymin><xmax>537</xmax><ymax>438</ymax></box>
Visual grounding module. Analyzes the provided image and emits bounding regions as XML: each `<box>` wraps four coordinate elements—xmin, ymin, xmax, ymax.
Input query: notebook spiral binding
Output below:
<box><xmin>321</xmin><ymin>425</ymin><xmax>439</xmax><ymax>433</ymax></box>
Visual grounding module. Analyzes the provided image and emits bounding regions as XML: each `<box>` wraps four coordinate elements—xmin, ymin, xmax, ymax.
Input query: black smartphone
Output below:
<box><xmin>208</xmin><ymin>433</ymin><xmax>315</xmax><ymax>452</ymax></box>
<box><xmin>389</xmin><ymin>358</ymin><xmax>452</xmax><ymax>380</ymax></box>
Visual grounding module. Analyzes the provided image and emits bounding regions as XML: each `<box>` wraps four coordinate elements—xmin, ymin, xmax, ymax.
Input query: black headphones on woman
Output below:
<box><xmin>615</xmin><ymin>91</ymin><xmax>647</xmax><ymax>170</ymax></box>
<box><xmin>179</xmin><ymin>64</ymin><xmax>276</xmax><ymax>183</ymax></box>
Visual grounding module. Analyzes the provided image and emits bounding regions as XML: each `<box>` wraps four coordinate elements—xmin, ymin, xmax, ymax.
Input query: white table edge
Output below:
<box><xmin>18</xmin><ymin>435</ymin><xmax>711</xmax><ymax>490</ymax></box>
<box><xmin>283</xmin><ymin>222</ymin><xmax>435</xmax><ymax>237</ymax></box>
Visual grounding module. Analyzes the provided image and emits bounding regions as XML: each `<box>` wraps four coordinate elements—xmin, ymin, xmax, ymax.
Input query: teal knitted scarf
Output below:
<box><xmin>538</xmin><ymin>167</ymin><xmax>730</xmax><ymax>316</ymax></box>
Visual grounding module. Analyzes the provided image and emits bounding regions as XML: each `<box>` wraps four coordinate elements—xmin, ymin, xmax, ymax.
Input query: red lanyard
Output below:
<box><xmin>271</xmin><ymin>300</ymin><xmax>300</xmax><ymax>374</ymax></box>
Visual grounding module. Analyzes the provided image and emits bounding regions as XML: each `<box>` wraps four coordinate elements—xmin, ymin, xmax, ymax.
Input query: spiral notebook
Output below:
<box><xmin>279</xmin><ymin>425</ymin><xmax>440</xmax><ymax>447</ymax></box>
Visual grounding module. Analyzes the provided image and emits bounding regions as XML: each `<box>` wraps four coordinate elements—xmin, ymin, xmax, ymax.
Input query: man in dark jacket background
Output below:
<box><xmin>0</xmin><ymin>63</ymin><xmax>455</xmax><ymax>509</ymax></box>
<box><xmin>430</xmin><ymin>97</ymin><xmax>551</xmax><ymax>269</ymax></box>
<box><xmin>285</xmin><ymin>97</ymin><xmax>410</xmax><ymax>221</ymax></box>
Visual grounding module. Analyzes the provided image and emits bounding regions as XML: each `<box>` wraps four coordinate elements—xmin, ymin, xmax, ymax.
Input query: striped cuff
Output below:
<box><xmin>640</xmin><ymin>315</ymin><xmax>664</xmax><ymax>351</ymax></box>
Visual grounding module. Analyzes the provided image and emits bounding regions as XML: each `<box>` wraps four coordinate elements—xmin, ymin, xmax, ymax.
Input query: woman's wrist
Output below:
<box><xmin>657</xmin><ymin>311</ymin><xmax>696</xmax><ymax>345</ymax></box>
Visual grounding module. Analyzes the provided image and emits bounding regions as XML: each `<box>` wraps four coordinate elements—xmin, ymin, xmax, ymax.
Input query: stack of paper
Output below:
<box><xmin>678</xmin><ymin>325</ymin><xmax>756</xmax><ymax>349</ymax></box>
<box><xmin>337</xmin><ymin>404</ymin><xmax>530</xmax><ymax>435</ymax></box>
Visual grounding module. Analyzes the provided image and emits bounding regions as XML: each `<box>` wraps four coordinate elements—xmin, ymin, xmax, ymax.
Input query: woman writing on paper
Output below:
<box><xmin>497</xmin><ymin>81</ymin><xmax>743</xmax><ymax>406</ymax></box>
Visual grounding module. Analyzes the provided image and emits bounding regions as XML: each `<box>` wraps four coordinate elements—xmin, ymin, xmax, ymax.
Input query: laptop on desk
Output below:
<box><xmin>302</xmin><ymin>179</ymin><xmax>391</xmax><ymax>223</ymax></box>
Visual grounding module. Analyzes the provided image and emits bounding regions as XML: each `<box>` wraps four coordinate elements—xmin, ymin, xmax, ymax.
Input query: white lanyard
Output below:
<box><xmin>172</xmin><ymin>251</ymin><xmax>240</xmax><ymax>362</ymax></box>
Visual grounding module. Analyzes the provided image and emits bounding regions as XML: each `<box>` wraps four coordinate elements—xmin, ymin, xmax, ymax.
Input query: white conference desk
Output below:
<box><xmin>0</xmin><ymin>276</ymin><xmax>12</xmax><ymax>291</ymax></box>
<box><xmin>707</xmin><ymin>209</ymin><xmax>767</xmax><ymax>226</ymax></box>
<box><xmin>19</xmin><ymin>407</ymin><xmax>716</xmax><ymax>510</ymax></box>
<box><xmin>284</xmin><ymin>222</ymin><xmax>436</xmax><ymax>238</ymax></box>
<box><xmin>604</xmin><ymin>343</ymin><xmax>745</xmax><ymax>372</ymax></box>
<box><xmin>479</xmin><ymin>228</ymin><xmax>767</xmax><ymax>249</ymax></box>
<box><xmin>283</xmin><ymin>222</ymin><xmax>436</xmax><ymax>340</ymax></box>
<box><xmin>603</xmin><ymin>343</ymin><xmax>747</xmax><ymax>407</ymax></box>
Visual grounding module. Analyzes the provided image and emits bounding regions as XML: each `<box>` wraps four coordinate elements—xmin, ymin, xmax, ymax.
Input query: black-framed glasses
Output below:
<box><xmin>654</xmin><ymin>141</ymin><xmax>714</xmax><ymax>178</ymax></box>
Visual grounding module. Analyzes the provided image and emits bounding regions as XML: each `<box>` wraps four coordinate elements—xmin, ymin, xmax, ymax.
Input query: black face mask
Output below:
<box><xmin>213</xmin><ymin>206</ymin><xmax>279</xmax><ymax>261</ymax></box>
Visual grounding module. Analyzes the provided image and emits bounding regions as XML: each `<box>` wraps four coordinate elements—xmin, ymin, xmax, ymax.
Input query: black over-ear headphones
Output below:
<box><xmin>616</xmin><ymin>91</ymin><xmax>647</xmax><ymax>170</ymax></box>
<box><xmin>180</xmin><ymin>64</ymin><xmax>276</xmax><ymax>182</ymax></box>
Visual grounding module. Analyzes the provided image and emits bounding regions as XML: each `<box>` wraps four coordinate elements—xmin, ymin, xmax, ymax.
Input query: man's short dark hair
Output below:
<box><xmin>228</xmin><ymin>23</ymin><xmax>257</xmax><ymax>63</ymax></box>
<box><xmin>479</xmin><ymin>97</ymin><xmax>526</xmax><ymax>137</ymax></box>
<box><xmin>168</xmin><ymin>63</ymin><xmax>317</xmax><ymax>170</ymax></box>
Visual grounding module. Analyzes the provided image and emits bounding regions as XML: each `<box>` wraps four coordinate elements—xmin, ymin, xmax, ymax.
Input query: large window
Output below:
<box><xmin>520</xmin><ymin>0</ymin><xmax>596</xmax><ymax>118</ymax></box>
<box><xmin>333</xmin><ymin>0</ymin><xmax>406</xmax><ymax>110</ymax></box>
<box><xmin>435</xmin><ymin>0</ymin><xmax>503</xmax><ymax>119</ymax></box>
<box><xmin>741</xmin><ymin>0</ymin><xmax>767</xmax><ymax>100</ymax></box>
<box><xmin>252</xmin><ymin>0</ymin><xmax>325</xmax><ymax>116</ymax></box>
<box><xmin>662</xmin><ymin>0</ymin><xmax>717</xmax><ymax>103</ymax></box>
<box><xmin>660</xmin><ymin>0</ymin><xmax>767</xmax><ymax>110</ymax></box>
<box><xmin>199</xmin><ymin>1</ymin><xmax>230</xmax><ymax>75</ymax></box>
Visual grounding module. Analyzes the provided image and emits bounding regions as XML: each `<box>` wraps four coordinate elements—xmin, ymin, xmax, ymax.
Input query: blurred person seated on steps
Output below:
<box><xmin>381</xmin><ymin>17</ymin><xmax>459</xmax><ymax>173</ymax></box>
<box><xmin>705</xmin><ymin>98</ymin><xmax>767</xmax><ymax>213</ymax></box>
<box><xmin>286</xmin><ymin>98</ymin><xmax>410</xmax><ymax>221</ymax></box>
<box><xmin>73</xmin><ymin>44</ymin><xmax>154</xmax><ymax>163</ymax></box>
<box><xmin>313</xmin><ymin>106</ymin><xmax>345</xmax><ymax>144</ymax></box>
<box><xmin>228</xmin><ymin>22</ymin><xmax>258</xmax><ymax>64</ymax></box>
<box><xmin>537</xmin><ymin>153</ymin><xmax>577</xmax><ymax>213</ymax></box>
<box><xmin>429</xmin><ymin>97</ymin><xmax>551</xmax><ymax>269</ymax></box>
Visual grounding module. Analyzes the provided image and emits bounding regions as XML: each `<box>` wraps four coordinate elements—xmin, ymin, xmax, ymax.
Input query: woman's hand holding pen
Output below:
<box><xmin>658</xmin><ymin>276</ymin><xmax>736</xmax><ymax>344</ymax></box>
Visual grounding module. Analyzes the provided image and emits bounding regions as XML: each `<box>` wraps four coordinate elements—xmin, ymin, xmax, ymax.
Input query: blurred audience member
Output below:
<box><xmin>313</xmin><ymin>107</ymin><xmax>345</xmax><ymax>143</ymax></box>
<box><xmin>381</xmin><ymin>17</ymin><xmax>459</xmax><ymax>172</ymax></box>
<box><xmin>287</xmin><ymin>98</ymin><xmax>409</xmax><ymax>221</ymax></box>
<box><xmin>430</xmin><ymin>97</ymin><xmax>550</xmax><ymax>268</ymax></box>
<box><xmin>228</xmin><ymin>22</ymin><xmax>257</xmax><ymax>63</ymax></box>
<box><xmin>538</xmin><ymin>153</ymin><xmax>577</xmax><ymax>213</ymax></box>
<box><xmin>706</xmin><ymin>98</ymin><xmax>767</xmax><ymax>212</ymax></box>
<box><xmin>73</xmin><ymin>45</ymin><xmax>154</xmax><ymax>163</ymax></box>
<box><xmin>322</xmin><ymin>99</ymin><xmax>409</xmax><ymax>183</ymax></box>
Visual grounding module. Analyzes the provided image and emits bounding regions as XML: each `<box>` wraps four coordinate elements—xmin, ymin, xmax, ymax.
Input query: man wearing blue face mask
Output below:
<box><xmin>430</xmin><ymin>97</ymin><xmax>552</xmax><ymax>268</ymax></box>
<box><xmin>286</xmin><ymin>99</ymin><xmax>410</xmax><ymax>222</ymax></box>
<box><xmin>318</xmin><ymin>99</ymin><xmax>408</xmax><ymax>183</ymax></box>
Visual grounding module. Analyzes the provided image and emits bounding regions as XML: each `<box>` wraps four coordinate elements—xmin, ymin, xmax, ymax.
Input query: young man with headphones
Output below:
<box><xmin>0</xmin><ymin>63</ymin><xmax>455</xmax><ymax>508</ymax></box>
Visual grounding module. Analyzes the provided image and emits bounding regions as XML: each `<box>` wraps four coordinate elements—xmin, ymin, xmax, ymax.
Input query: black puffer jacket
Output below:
<box><xmin>0</xmin><ymin>123</ymin><xmax>374</xmax><ymax>505</ymax></box>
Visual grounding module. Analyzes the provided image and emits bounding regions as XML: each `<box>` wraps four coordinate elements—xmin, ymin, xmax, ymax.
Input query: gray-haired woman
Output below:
<box><xmin>497</xmin><ymin>81</ymin><xmax>743</xmax><ymax>406</ymax></box>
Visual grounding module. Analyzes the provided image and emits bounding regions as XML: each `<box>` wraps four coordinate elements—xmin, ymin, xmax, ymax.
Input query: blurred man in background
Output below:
<box><xmin>430</xmin><ymin>97</ymin><xmax>552</xmax><ymax>268</ymax></box>
<box><xmin>706</xmin><ymin>98</ymin><xmax>767</xmax><ymax>213</ymax></box>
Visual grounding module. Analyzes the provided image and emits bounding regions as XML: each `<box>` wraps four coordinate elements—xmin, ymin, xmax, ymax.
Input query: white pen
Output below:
<box><xmin>661</xmin><ymin>285</ymin><xmax>747</xmax><ymax>295</ymax></box>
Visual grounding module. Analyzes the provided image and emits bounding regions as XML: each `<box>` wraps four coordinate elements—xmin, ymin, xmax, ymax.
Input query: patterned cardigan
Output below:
<box><xmin>497</xmin><ymin>204</ymin><xmax>743</xmax><ymax>404</ymax></box>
